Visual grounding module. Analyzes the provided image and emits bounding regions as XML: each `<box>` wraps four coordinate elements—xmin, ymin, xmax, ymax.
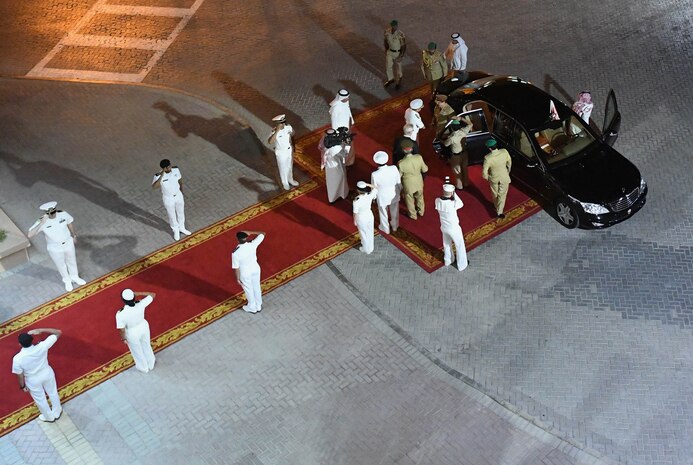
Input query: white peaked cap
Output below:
<box><xmin>121</xmin><ymin>289</ymin><xmax>135</xmax><ymax>300</ymax></box>
<box><xmin>373</xmin><ymin>151</ymin><xmax>388</xmax><ymax>164</ymax></box>
<box><xmin>39</xmin><ymin>201</ymin><xmax>58</xmax><ymax>211</ymax></box>
<box><xmin>409</xmin><ymin>99</ymin><xmax>424</xmax><ymax>110</ymax></box>
<box><xmin>443</xmin><ymin>184</ymin><xmax>455</xmax><ymax>193</ymax></box>
<box><xmin>356</xmin><ymin>181</ymin><xmax>368</xmax><ymax>189</ymax></box>
<box><xmin>272</xmin><ymin>114</ymin><xmax>286</xmax><ymax>122</ymax></box>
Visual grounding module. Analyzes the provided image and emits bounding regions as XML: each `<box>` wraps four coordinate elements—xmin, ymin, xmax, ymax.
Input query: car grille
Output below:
<box><xmin>608</xmin><ymin>187</ymin><xmax>640</xmax><ymax>212</ymax></box>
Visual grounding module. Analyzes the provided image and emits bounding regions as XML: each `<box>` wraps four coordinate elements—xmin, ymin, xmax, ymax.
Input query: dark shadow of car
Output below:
<box><xmin>433</xmin><ymin>74</ymin><xmax>647</xmax><ymax>229</ymax></box>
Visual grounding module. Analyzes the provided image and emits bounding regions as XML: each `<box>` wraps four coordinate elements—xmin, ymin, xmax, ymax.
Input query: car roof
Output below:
<box><xmin>451</xmin><ymin>76</ymin><xmax>571</xmax><ymax>131</ymax></box>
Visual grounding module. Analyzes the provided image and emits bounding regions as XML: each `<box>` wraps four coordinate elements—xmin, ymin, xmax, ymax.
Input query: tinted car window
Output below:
<box><xmin>512</xmin><ymin>126</ymin><xmax>536</xmax><ymax>160</ymax></box>
<box><xmin>535</xmin><ymin>116</ymin><xmax>597</xmax><ymax>165</ymax></box>
<box><xmin>493</xmin><ymin>111</ymin><xmax>514</xmax><ymax>143</ymax></box>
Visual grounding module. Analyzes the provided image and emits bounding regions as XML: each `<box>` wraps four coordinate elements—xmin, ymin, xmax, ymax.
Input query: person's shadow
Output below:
<box><xmin>338</xmin><ymin>79</ymin><xmax>381</xmax><ymax>107</ymax></box>
<box><xmin>0</xmin><ymin>150</ymin><xmax>170</xmax><ymax>233</ymax></box>
<box><xmin>211</xmin><ymin>72</ymin><xmax>310</xmax><ymax>136</ymax></box>
<box><xmin>78</xmin><ymin>234</ymin><xmax>140</xmax><ymax>270</ymax></box>
<box><xmin>152</xmin><ymin>101</ymin><xmax>272</xmax><ymax>177</ymax></box>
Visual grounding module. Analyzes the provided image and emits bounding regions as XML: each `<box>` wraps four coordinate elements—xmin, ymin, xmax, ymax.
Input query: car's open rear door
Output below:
<box><xmin>602</xmin><ymin>89</ymin><xmax>621</xmax><ymax>146</ymax></box>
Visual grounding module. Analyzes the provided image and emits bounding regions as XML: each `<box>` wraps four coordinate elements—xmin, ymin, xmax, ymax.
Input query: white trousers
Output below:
<box><xmin>377</xmin><ymin>196</ymin><xmax>400</xmax><ymax>233</ymax></box>
<box><xmin>441</xmin><ymin>225</ymin><xmax>468</xmax><ymax>270</ymax></box>
<box><xmin>25</xmin><ymin>366</ymin><xmax>61</xmax><ymax>420</ymax></box>
<box><xmin>163</xmin><ymin>193</ymin><xmax>185</xmax><ymax>232</ymax></box>
<box><xmin>125</xmin><ymin>321</ymin><xmax>156</xmax><ymax>373</ymax></box>
<box><xmin>47</xmin><ymin>240</ymin><xmax>79</xmax><ymax>284</ymax></box>
<box><xmin>240</xmin><ymin>269</ymin><xmax>262</xmax><ymax>310</ymax></box>
<box><xmin>409</xmin><ymin>127</ymin><xmax>420</xmax><ymax>142</ymax></box>
<box><xmin>275</xmin><ymin>148</ymin><xmax>296</xmax><ymax>190</ymax></box>
<box><xmin>356</xmin><ymin>214</ymin><xmax>375</xmax><ymax>254</ymax></box>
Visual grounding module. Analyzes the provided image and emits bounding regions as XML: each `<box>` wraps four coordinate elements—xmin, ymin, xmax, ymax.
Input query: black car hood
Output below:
<box><xmin>549</xmin><ymin>146</ymin><xmax>641</xmax><ymax>203</ymax></box>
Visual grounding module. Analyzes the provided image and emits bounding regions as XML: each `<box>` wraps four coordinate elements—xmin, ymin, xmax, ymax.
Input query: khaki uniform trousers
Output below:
<box><xmin>489</xmin><ymin>180</ymin><xmax>510</xmax><ymax>215</ymax></box>
<box><xmin>403</xmin><ymin>188</ymin><xmax>425</xmax><ymax>218</ymax></box>
<box><xmin>449</xmin><ymin>152</ymin><xmax>469</xmax><ymax>189</ymax></box>
<box><xmin>386</xmin><ymin>50</ymin><xmax>403</xmax><ymax>81</ymax></box>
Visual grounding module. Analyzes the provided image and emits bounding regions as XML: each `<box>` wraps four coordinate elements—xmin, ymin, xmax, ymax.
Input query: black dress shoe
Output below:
<box><xmin>395</xmin><ymin>80</ymin><xmax>402</xmax><ymax>90</ymax></box>
<box><xmin>384</xmin><ymin>80</ymin><xmax>394</xmax><ymax>88</ymax></box>
<box><xmin>497</xmin><ymin>213</ymin><xmax>506</xmax><ymax>219</ymax></box>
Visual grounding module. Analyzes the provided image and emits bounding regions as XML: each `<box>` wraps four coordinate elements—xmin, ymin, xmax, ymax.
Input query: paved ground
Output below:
<box><xmin>1</xmin><ymin>0</ymin><xmax>692</xmax><ymax>463</ymax></box>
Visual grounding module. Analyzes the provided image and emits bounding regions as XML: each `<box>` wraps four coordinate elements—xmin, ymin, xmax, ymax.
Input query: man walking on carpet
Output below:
<box><xmin>482</xmin><ymin>138</ymin><xmax>512</xmax><ymax>219</ymax></box>
<box><xmin>117</xmin><ymin>289</ymin><xmax>158</xmax><ymax>373</ymax></box>
<box><xmin>12</xmin><ymin>328</ymin><xmax>63</xmax><ymax>422</ymax></box>
<box><xmin>232</xmin><ymin>230</ymin><xmax>266</xmax><ymax>313</ymax></box>
<box><xmin>371</xmin><ymin>151</ymin><xmax>402</xmax><ymax>234</ymax></box>
<box><xmin>397</xmin><ymin>140</ymin><xmax>429</xmax><ymax>220</ymax></box>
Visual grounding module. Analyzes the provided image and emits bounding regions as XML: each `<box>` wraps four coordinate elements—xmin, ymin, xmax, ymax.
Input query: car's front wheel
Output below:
<box><xmin>555</xmin><ymin>199</ymin><xmax>580</xmax><ymax>229</ymax></box>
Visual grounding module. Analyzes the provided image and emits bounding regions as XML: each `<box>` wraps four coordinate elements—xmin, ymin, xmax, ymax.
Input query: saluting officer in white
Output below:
<box><xmin>435</xmin><ymin>182</ymin><xmax>468</xmax><ymax>271</ymax></box>
<box><xmin>268</xmin><ymin>114</ymin><xmax>299</xmax><ymax>190</ymax></box>
<box><xmin>404</xmin><ymin>99</ymin><xmax>425</xmax><ymax>141</ymax></box>
<box><xmin>12</xmin><ymin>328</ymin><xmax>63</xmax><ymax>422</ymax></box>
<box><xmin>232</xmin><ymin>230</ymin><xmax>265</xmax><ymax>314</ymax></box>
<box><xmin>116</xmin><ymin>289</ymin><xmax>157</xmax><ymax>373</ymax></box>
<box><xmin>353</xmin><ymin>181</ymin><xmax>378</xmax><ymax>254</ymax></box>
<box><xmin>152</xmin><ymin>159</ymin><xmax>190</xmax><ymax>241</ymax></box>
<box><xmin>370</xmin><ymin>151</ymin><xmax>402</xmax><ymax>234</ymax></box>
<box><xmin>28</xmin><ymin>201</ymin><xmax>86</xmax><ymax>292</ymax></box>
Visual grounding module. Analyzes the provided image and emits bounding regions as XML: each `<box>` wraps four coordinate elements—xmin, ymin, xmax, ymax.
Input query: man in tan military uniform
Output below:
<box><xmin>421</xmin><ymin>42</ymin><xmax>448</xmax><ymax>93</ymax></box>
<box><xmin>433</xmin><ymin>94</ymin><xmax>456</xmax><ymax>136</ymax></box>
<box><xmin>482</xmin><ymin>138</ymin><xmax>512</xmax><ymax>218</ymax></box>
<box><xmin>384</xmin><ymin>20</ymin><xmax>406</xmax><ymax>90</ymax></box>
<box><xmin>397</xmin><ymin>140</ymin><xmax>429</xmax><ymax>219</ymax></box>
<box><xmin>443</xmin><ymin>118</ymin><xmax>474</xmax><ymax>189</ymax></box>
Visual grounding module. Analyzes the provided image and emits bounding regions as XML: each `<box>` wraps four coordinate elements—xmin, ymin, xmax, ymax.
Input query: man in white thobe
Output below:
<box><xmin>152</xmin><ymin>159</ymin><xmax>190</xmax><ymax>241</ymax></box>
<box><xmin>12</xmin><ymin>328</ymin><xmax>63</xmax><ymax>422</ymax></box>
<box><xmin>370</xmin><ymin>151</ymin><xmax>402</xmax><ymax>234</ymax></box>
<box><xmin>28</xmin><ymin>201</ymin><xmax>86</xmax><ymax>292</ymax></box>
<box><xmin>329</xmin><ymin>89</ymin><xmax>355</xmax><ymax>130</ymax></box>
<box><xmin>116</xmin><ymin>289</ymin><xmax>157</xmax><ymax>373</ymax></box>
<box><xmin>405</xmin><ymin>99</ymin><xmax>425</xmax><ymax>141</ymax></box>
<box><xmin>353</xmin><ymin>181</ymin><xmax>378</xmax><ymax>254</ymax></box>
<box><xmin>435</xmin><ymin>182</ymin><xmax>468</xmax><ymax>271</ymax></box>
<box><xmin>232</xmin><ymin>230</ymin><xmax>265</xmax><ymax>313</ymax></box>
<box><xmin>268</xmin><ymin>114</ymin><xmax>299</xmax><ymax>190</ymax></box>
<box><xmin>445</xmin><ymin>32</ymin><xmax>468</xmax><ymax>78</ymax></box>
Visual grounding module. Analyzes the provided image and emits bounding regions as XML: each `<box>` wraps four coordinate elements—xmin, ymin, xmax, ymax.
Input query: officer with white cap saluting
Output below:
<box><xmin>268</xmin><ymin>114</ymin><xmax>299</xmax><ymax>191</ymax></box>
<box><xmin>116</xmin><ymin>289</ymin><xmax>157</xmax><ymax>372</ymax></box>
<box><xmin>435</xmin><ymin>178</ymin><xmax>468</xmax><ymax>270</ymax></box>
<box><xmin>352</xmin><ymin>181</ymin><xmax>378</xmax><ymax>254</ymax></box>
<box><xmin>405</xmin><ymin>99</ymin><xmax>425</xmax><ymax>141</ymax></box>
<box><xmin>28</xmin><ymin>201</ymin><xmax>86</xmax><ymax>292</ymax></box>
<box><xmin>370</xmin><ymin>151</ymin><xmax>402</xmax><ymax>234</ymax></box>
<box><xmin>152</xmin><ymin>159</ymin><xmax>190</xmax><ymax>241</ymax></box>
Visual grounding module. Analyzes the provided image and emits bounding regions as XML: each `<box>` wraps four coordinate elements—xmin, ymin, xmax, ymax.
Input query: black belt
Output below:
<box><xmin>389</xmin><ymin>49</ymin><xmax>400</xmax><ymax>52</ymax></box>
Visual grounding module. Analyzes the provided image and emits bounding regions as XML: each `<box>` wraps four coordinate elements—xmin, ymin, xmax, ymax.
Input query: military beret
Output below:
<box><xmin>390</xmin><ymin>20</ymin><xmax>398</xmax><ymax>26</ymax></box>
<box><xmin>485</xmin><ymin>138</ymin><xmax>498</xmax><ymax>148</ymax></box>
<box><xmin>427</xmin><ymin>42</ymin><xmax>437</xmax><ymax>50</ymax></box>
<box><xmin>401</xmin><ymin>139</ymin><xmax>414</xmax><ymax>150</ymax></box>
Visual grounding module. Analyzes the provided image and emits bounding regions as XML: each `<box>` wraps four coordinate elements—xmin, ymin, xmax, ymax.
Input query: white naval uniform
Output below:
<box><xmin>404</xmin><ymin>108</ymin><xmax>425</xmax><ymax>141</ymax></box>
<box><xmin>231</xmin><ymin>234</ymin><xmax>265</xmax><ymax>311</ymax></box>
<box><xmin>116</xmin><ymin>295</ymin><xmax>156</xmax><ymax>373</ymax></box>
<box><xmin>371</xmin><ymin>166</ymin><xmax>402</xmax><ymax>234</ymax></box>
<box><xmin>353</xmin><ymin>188</ymin><xmax>378</xmax><ymax>254</ymax></box>
<box><xmin>329</xmin><ymin>100</ymin><xmax>355</xmax><ymax>131</ymax></box>
<box><xmin>273</xmin><ymin>124</ymin><xmax>297</xmax><ymax>190</ymax></box>
<box><xmin>12</xmin><ymin>335</ymin><xmax>62</xmax><ymax>420</ymax></box>
<box><xmin>435</xmin><ymin>193</ymin><xmax>468</xmax><ymax>270</ymax></box>
<box><xmin>153</xmin><ymin>168</ymin><xmax>186</xmax><ymax>234</ymax></box>
<box><xmin>30</xmin><ymin>211</ymin><xmax>80</xmax><ymax>285</ymax></box>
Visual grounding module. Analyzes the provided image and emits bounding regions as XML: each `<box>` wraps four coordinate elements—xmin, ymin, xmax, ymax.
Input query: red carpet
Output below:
<box><xmin>294</xmin><ymin>85</ymin><xmax>540</xmax><ymax>272</ymax></box>
<box><xmin>0</xmin><ymin>85</ymin><xmax>539</xmax><ymax>435</ymax></box>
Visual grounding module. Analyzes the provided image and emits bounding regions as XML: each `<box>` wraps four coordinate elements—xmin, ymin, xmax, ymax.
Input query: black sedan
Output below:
<box><xmin>433</xmin><ymin>74</ymin><xmax>647</xmax><ymax>229</ymax></box>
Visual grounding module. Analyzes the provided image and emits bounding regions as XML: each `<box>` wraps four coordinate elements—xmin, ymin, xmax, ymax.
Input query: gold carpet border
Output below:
<box><xmin>0</xmin><ymin>233</ymin><xmax>360</xmax><ymax>436</ymax></box>
<box><xmin>0</xmin><ymin>181</ymin><xmax>320</xmax><ymax>338</ymax></box>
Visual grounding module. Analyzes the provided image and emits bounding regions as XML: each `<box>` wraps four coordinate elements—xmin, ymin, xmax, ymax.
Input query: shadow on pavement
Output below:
<box><xmin>337</xmin><ymin>79</ymin><xmax>380</xmax><ymax>107</ymax></box>
<box><xmin>152</xmin><ymin>100</ymin><xmax>273</xmax><ymax>179</ymax></box>
<box><xmin>0</xmin><ymin>150</ymin><xmax>171</xmax><ymax>233</ymax></box>
<box><xmin>211</xmin><ymin>71</ymin><xmax>310</xmax><ymax>136</ymax></box>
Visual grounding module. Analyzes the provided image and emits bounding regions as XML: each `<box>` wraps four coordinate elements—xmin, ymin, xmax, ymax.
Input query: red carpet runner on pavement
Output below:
<box><xmin>0</xmin><ymin>86</ymin><xmax>540</xmax><ymax>436</ymax></box>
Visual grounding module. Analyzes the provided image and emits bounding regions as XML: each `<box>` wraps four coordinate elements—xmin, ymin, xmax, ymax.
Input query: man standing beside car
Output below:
<box><xmin>482</xmin><ymin>138</ymin><xmax>512</xmax><ymax>219</ymax></box>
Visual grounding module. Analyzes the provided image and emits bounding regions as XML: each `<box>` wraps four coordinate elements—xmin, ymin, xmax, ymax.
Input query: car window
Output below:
<box><xmin>493</xmin><ymin>110</ymin><xmax>514</xmax><ymax>143</ymax></box>
<box><xmin>535</xmin><ymin>116</ymin><xmax>597</xmax><ymax>165</ymax></box>
<box><xmin>457</xmin><ymin>109</ymin><xmax>487</xmax><ymax>135</ymax></box>
<box><xmin>512</xmin><ymin>126</ymin><xmax>536</xmax><ymax>160</ymax></box>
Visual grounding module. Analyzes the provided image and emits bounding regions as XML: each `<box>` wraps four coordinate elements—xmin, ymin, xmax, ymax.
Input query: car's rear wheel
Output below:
<box><xmin>555</xmin><ymin>199</ymin><xmax>579</xmax><ymax>229</ymax></box>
